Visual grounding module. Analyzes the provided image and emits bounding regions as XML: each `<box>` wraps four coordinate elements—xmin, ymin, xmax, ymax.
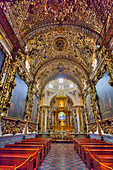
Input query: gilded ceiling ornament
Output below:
<box><xmin>43</xmin><ymin>0</ymin><xmax>76</xmax><ymax>21</ymax></box>
<box><xmin>57</xmin><ymin>62</ymin><xmax>64</xmax><ymax>72</ymax></box>
<box><xmin>53</xmin><ymin>37</ymin><xmax>68</xmax><ymax>51</ymax></box>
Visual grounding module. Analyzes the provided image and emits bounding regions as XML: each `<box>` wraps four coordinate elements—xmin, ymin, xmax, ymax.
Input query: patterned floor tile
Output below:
<box><xmin>38</xmin><ymin>144</ymin><xmax>88</xmax><ymax>170</ymax></box>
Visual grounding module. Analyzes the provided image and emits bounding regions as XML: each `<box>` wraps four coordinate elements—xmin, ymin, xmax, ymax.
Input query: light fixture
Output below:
<box><xmin>59</xmin><ymin>78</ymin><xmax>63</xmax><ymax>83</ymax></box>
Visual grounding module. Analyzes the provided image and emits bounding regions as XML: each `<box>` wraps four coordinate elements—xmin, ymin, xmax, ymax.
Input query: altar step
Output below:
<box><xmin>52</xmin><ymin>140</ymin><xmax>73</xmax><ymax>143</ymax></box>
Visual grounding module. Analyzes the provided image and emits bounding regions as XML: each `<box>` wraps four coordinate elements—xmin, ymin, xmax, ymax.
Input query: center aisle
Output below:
<box><xmin>38</xmin><ymin>143</ymin><xmax>88</xmax><ymax>170</ymax></box>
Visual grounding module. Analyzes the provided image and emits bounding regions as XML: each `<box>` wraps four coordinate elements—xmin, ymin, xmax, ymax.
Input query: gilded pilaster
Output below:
<box><xmin>42</xmin><ymin>107</ymin><xmax>45</xmax><ymax>132</ymax></box>
<box><xmin>37</xmin><ymin>100</ymin><xmax>41</xmax><ymax>132</ymax></box>
<box><xmin>0</xmin><ymin>56</ymin><xmax>18</xmax><ymax>116</ymax></box>
<box><xmin>72</xmin><ymin>110</ymin><xmax>75</xmax><ymax>129</ymax></box>
<box><xmin>24</xmin><ymin>83</ymin><xmax>34</xmax><ymax>121</ymax></box>
<box><xmin>50</xmin><ymin>109</ymin><xmax>52</xmax><ymax>130</ymax></box>
<box><xmin>105</xmin><ymin>51</ymin><xmax>113</xmax><ymax>86</ymax></box>
<box><xmin>73</xmin><ymin>107</ymin><xmax>78</xmax><ymax>132</ymax></box>
<box><xmin>89</xmin><ymin>82</ymin><xmax>102</xmax><ymax>136</ymax></box>
<box><xmin>24</xmin><ymin>83</ymin><xmax>34</xmax><ymax>135</ymax></box>
<box><xmin>38</xmin><ymin>110</ymin><xmax>41</xmax><ymax>131</ymax></box>
<box><xmin>47</xmin><ymin>107</ymin><xmax>50</xmax><ymax>131</ymax></box>
<box><xmin>45</xmin><ymin>107</ymin><xmax>47</xmax><ymax>132</ymax></box>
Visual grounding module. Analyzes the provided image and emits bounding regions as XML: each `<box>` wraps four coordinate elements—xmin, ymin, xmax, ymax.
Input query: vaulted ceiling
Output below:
<box><xmin>0</xmin><ymin>0</ymin><xmax>113</xmax><ymax>94</ymax></box>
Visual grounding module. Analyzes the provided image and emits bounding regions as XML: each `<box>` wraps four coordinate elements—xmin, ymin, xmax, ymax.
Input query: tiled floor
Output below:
<box><xmin>38</xmin><ymin>144</ymin><xmax>89</xmax><ymax>170</ymax></box>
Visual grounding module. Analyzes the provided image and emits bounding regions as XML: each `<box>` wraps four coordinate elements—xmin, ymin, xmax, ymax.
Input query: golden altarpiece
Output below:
<box><xmin>52</xmin><ymin>90</ymin><xmax>73</xmax><ymax>132</ymax></box>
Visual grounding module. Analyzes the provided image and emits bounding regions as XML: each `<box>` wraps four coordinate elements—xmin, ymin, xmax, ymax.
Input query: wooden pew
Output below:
<box><xmin>25</xmin><ymin>138</ymin><xmax>51</xmax><ymax>144</ymax></box>
<box><xmin>26</xmin><ymin>138</ymin><xmax>51</xmax><ymax>151</ymax></box>
<box><xmin>15</xmin><ymin>142</ymin><xmax>48</xmax><ymax>156</ymax></box>
<box><xmin>76</xmin><ymin>141</ymin><xmax>105</xmax><ymax>154</ymax></box>
<box><xmin>5</xmin><ymin>144</ymin><xmax>44</xmax><ymax>163</ymax></box>
<box><xmin>73</xmin><ymin>138</ymin><xmax>98</xmax><ymax>149</ymax></box>
<box><xmin>0</xmin><ymin>137</ymin><xmax>50</xmax><ymax>169</ymax></box>
<box><xmin>0</xmin><ymin>154</ymin><xmax>34</xmax><ymax>170</ymax></box>
<box><xmin>93</xmin><ymin>155</ymin><xmax>113</xmax><ymax>170</ymax></box>
<box><xmin>20</xmin><ymin>140</ymin><xmax>49</xmax><ymax>152</ymax></box>
<box><xmin>0</xmin><ymin>148</ymin><xmax>40</xmax><ymax>169</ymax></box>
<box><xmin>81</xmin><ymin>144</ymin><xmax>113</xmax><ymax>162</ymax></box>
<box><xmin>86</xmin><ymin>149</ymin><xmax>113</xmax><ymax>169</ymax></box>
<box><xmin>0</xmin><ymin>165</ymin><xmax>16</xmax><ymax>170</ymax></box>
<box><xmin>73</xmin><ymin>138</ymin><xmax>105</xmax><ymax>152</ymax></box>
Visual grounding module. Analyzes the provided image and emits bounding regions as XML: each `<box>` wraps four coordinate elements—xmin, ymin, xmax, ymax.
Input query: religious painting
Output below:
<box><xmin>0</xmin><ymin>50</ymin><xmax>5</xmax><ymax>72</ymax></box>
<box><xmin>8</xmin><ymin>73</ymin><xmax>28</xmax><ymax>120</ymax></box>
<box><xmin>85</xmin><ymin>94</ymin><xmax>94</xmax><ymax>123</ymax></box>
<box><xmin>31</xmin><ymin>95</ymin><xmax>38</xmax><ymax>123</ymax></box>
<box><xmin>96</xmin><ymin>71</ymin><xmax>113</xmax><ymax>120</ymax></box>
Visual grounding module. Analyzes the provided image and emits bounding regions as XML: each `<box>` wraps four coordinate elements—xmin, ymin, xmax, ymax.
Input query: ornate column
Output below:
<box><xmin>40</xmin><ymin>106</ymin><xmax>43</xmax><ymax>132</ymax></box>
<box><xmin>76</xmin><ymin>107</ymin><xmax>80</xmax><ymax>132</ymax></box>
<box><xmin>0</xmin><ymin>115</ymin><xmax>2</xmax><ymax>136</ymax></box>
<box><xmin>79</xmin><ymin>107</ymin><xmax>84</xmax><ymax>133</ymax></box>
<box><xmin>73</xmin><ymin>106</ymin><xmax>85</xmax><ymax>133</ymax></box>
<box><xmin>42</xmin><ymin>106</ymin><xmax>45</xmax><ymax>132</ymax></box>
<box><xmin>24</xmin><ymin>83</ymin><xmax>34</xmax><ymax>121</ymax></box>
<box><xmin>49</xmin><ymin>108</ymin><xmax>52</xmax><ymax>130</ymax></box>
<box><xmin>89</xmin><ymin>81</ymin><xmax>102</xmax><ymax>136</ymax></box>
<box><xmin>6</xmin><ymin>59</ymin><xmax>17</xmax><ymax>111</ymax></box>
<box><xmin>47</xmin><ymin>106</ymin><xmax>50</xmax><ymax>131</ymax></box>
<box><xmin>40</xmin><ymin>105</ymin><xmax>50</xmax><ymax>132</ymax></box>
<box><xmin>105</xmin><ymin>50</ymin><xmax>113</xmax><ymax>86</ymax></box>
<box><xmin>73</xmin><ymin>106</ymin><xmax>78</xmax><ymax>132</ymax></box>
<box><xmin>72</xmin><ymin>109</ymin><xmax>75</xmax><ymax>129</ymax></box>
<box><xmin>24</xmin><ymin>83</ymin><xmax>34</xmax><ymax>135</ymax></box>
<box><xmin>45</xmin><ymin>107</ymin><xmax>47</xmax><ymax>132</ymax></box>
<box><xmin>37</xmin><ymin>99</ymin><xmax>41</xmax><ymax>132</ymax></box>
<box><xmin>38</xmin><ymin>109</ymin><xmax>41</xmax><ymax>132</ymax></box>
<box><xmin>52</xmin><ymin>110</ymin><xmax>55</xmax><ymax>131</ymax></box>
<box><xmin>0</xmin><ymin>56</ymin><xmax>18</xmax><ymax>116</ymax></box>
<box><xmin>97</xmin><ymin>45</ymin><xmax>113</xmax><ymax>87</ymax></box>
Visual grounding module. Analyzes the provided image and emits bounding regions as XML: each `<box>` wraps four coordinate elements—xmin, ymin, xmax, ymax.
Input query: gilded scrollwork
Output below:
<box><xmin>0</xmin><ymin>0</ymin><xmax>113</xmax><ymax>136</ymax></box>
<box><xmin>1</xmin><ymin>116</ymin><xmax>26</xmax><ymax>135</ymax></box>
<box><xmin>105</xmin><ymin>51</ymin><xmax>113</xmax><ymax>87</ymax></box>
<box><xmin>24</xmin><ymin>83</ymin><xmax>34</xmax><ymax>121</ymax></box>
<box><xmin>88</xmin><ymin>122</ymin><xmax>97</xmax><ymax>134</ymax></box>
<box><xmin>0</xmin><ymin>51</ymin><xmax>18</xmax><ymax>115</ymax></box>
<box><xmin>99</xmin><ymin>119</ymin><xmax>113</xmax><ymax>135</ymax></box>
<box><xmin>89</xmin><ymin>81</ymin><xmax>101</xmax><ymax>122</ymax></box>
<box><xmin>28</xmin><ymin>122</ymin><xmax>37</xmax><ymax>133</ymax></box>
<box><xmin>1</xmin><ymin>0</ymin><xmax>111</xmax><ymax>39</ymax></box>
<box><xmin>91</xmin><ymin>46</ymin><xmax>113</xmax><ymax>87</ymax></box>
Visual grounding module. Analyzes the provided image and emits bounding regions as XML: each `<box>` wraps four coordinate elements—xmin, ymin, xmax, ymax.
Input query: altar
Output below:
<box><xmin>52</xmin><ymin>90</ymin><xmax>74</xmax><ymax>132</ymax></box>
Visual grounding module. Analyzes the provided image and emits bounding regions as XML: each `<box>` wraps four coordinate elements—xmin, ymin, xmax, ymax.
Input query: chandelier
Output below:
<box><xmin>43</xmin><ymin>0</ymin><xmax>76</xmax><ymax>21</ymax></box>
